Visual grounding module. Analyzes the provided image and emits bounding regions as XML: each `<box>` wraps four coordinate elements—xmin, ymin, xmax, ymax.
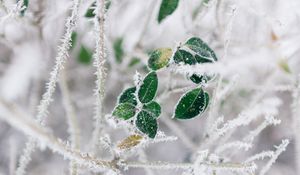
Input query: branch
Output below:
<box><xmin>0</xmin><ymin>99</ymin><xmax>116</xmax><ymax>172</ymax></box>
<box><xmin>90</xmin><ymin>0</ymin><xmax>107</xmax><ymax>152</ymax></box>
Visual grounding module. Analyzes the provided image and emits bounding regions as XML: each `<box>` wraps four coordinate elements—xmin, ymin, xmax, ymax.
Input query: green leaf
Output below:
<box><xmin>174</xmin><ymin>49</ymin><xmax>197</xmax><ymax>65</ymax></box>
<box><xmin>18</xmin><ymin>0</ymin><xmax>29</xmax><ymax>16</ymax></box>
<box><xmin>118</xmin><ymin>87</ymin><xmax>137</xmax><ymax>105</ymax></box>
<box><xmin>85</xmin><ymin>2</ymin><xmax>96</xmax><ymax>18</ymax></box>
<box><xmin>158</xmin><ymin>0</ymin><xmax>179</xmax><ymax>23</ymax></box>
<box><xmin>173</xmin><ymin>49</ymin><xmax>212</xmax><ymax>84</ymax></box>
<box><xmin>113</xmin><ymin>38</ymin><xmax>124</xmax><ymax>63</ymax></box>
<box><xmin>173</xmin><ymin>38</ymin><xmax>217</xmax><ymax>84</ymax></box>
<box><xmin>174</xmin><ymin>88</ymin><xmax>208</xmax><ymax>119</ymax></box>
<box><xmin>78</xmin><ymin>46</ymin><xmax>92</xmax><ymax>64</ymax></box>
<box><xmin>113</xmin><ymin>103</ymin><xmax>136</xmax><ymax>120</ymax></box>
<box><xmin>138</xmin><ymin>71</ymin><xmax>158</xmax><ymax>103</ymax></box>
<box><xmin>135</xmin><ymin>111</ymin><xmax>158</xmax><ymax>138</ymax></box>
<box><xmin>184</xmin><ymin>37</ymin><xmax>217</xmax><ymax>61</ymax></box>
<box><xmin>278</xmin><ymin>59</ymin><xmax>291</xmax><ymax>74</ymax></box>
<box><xmin>148</xmin><ymin>48</ymin><xmax>172</xmax><ymax>70</ymax></box>
<box><xmin>142</xmin><ymin>101</ymin><xmax>161</xmax><ymax>118</ymax></box>
<box><xmin>189</xmin><ymin>74</ymin><xmax>213</xmax><ymax>84</ymax></box>
<box><xmin>204</xmin><ymin>92</ymin><xmax>210</xmax><ymax>110</ymax></box>
<box><xmin>128</xmin><ymin>57</ymin><xmax>141</xmax><ymax>67</ymax></box>
<box><xmin>105</xmin><ymin>0</ymin><xmax>111</xmax><ymax>12</ymax></box>
<box><xmin>70</xmin><ymin>32</ymin><xmax>77</xmax><ymax>50</ymax></box>
<box><xmin>85</xmin><ymin>0</ymin><xmax>111</xmax><ymax>18</ymax></box>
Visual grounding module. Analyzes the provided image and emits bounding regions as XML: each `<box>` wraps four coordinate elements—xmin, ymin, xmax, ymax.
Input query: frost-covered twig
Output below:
<box><xmin>59</xmin><ymin>71</ymin><xmax>80</xmax><ymax>175</ymax></box>
<box><xmin>160</xmin><ymin>115</ymin><xmax>198</xmax><ymax>151</ymax></box>
<box><xmin>292</xmin><ymin>75</ymin><xmax>300</xmax><ymax>173</ymax></box>
<box><xmin>245</xmin><ymin>151</ymin><xmax>274</xmax><ymax>163</ymax></box>
<box><xmin>260</xmin><ymin>139</ymin><xmax>289</xmax><ymax>175</ymax></box>
<box><xmin>244</xmin><ymin>139</ymin><xmax>289</xmax><ymax>175</ymax></box>
<box><xmin>0</xmin><ymin>99</ymin><xmax>116</xmax><ymax>172</ymax></box>
<box><xmin>244</xmin><ymin>115</ymin><xmax>281</xmax><ymax>142</ymax></box>
<box><xmin>215</xmin><ymin>141</ymin><xmax>252</xmax><ymax>154</ymax></box>
<box><xmin>90</xmin><ymin>0</ymin><xmax>107</xmax><ymax>152</ymax></box>
<box><xmin>15</xmin><ymin>0</ymin><xmax>81</xmax><ymax>174</ymax></box>
<box><xmin>200</xmin><ymin>97</ymin><xmax>281</xmax><ymax>149</ymax></box>
<box><xmin>124</xmin><ymin>161</ymin><xmax>256</xmax><ymax>173</ymax></box>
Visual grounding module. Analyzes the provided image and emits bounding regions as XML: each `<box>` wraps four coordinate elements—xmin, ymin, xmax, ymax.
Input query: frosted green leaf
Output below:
<box><xmin>158</xmin><ymin>0</ymin><xmax>179</xmax><ymax>23</ymax></box>
<box><xmin>138</xmin><ymin>71</ymin><xmax>158</xmax><ymax>103</ymax></box>
<box><xmin>173</xmin><ymin>49</ymin><xmax>197</xmax><ymax>65</ymax></box>
<box><xmin>113</xmin><ymin>38</ymin><xmax>124</xmax><ymax>63</ymax></box>
<box><xmin>78</xmin><ymin>46</ymin><xmax>92</xmax><ymax>64</ymax></box>
<box><xmin>18</xmin><ymin>0</ymin><xmax>29</xmax><ymax>16</ymax></box>
<box><xmin>174</xmin><ymin>88</ymin><xmax>208</xmax><ymax>119</ymax></box>
<box><xmin>148</xmin><ymin>48</ymin><xmax>172</xmax><ymax>70</ymax></box>
<box><xmin>184</xmin><ymin>37</ymin><xmax>218</xmax><ymax>61</ymax></box>
<box><xmin>136</xmin><ymin>111</ymin><xmax>158</xmax><ymax>138</ymax></box>
<box><xmin>174</xmin><ymin>49</ymin><xmax>212</xmax><ymax>84</ymax></box>
<box><xmin>118</xmin><ymin>87</ymin><xmax>137</xmax><ymax>105</ymax></box>
<box><xmin>142</xmin><ymin>101</ymin><xmax>161</xmax><ymax>118</ymax></box>
<box><xmin>113</xmin><ymin>103</ymin><xmax>136</xmax><ymax>120</ymax></box>
<box><xmin>85</xmin><ymin>2</ymin><xmax>96</xmax><ymax>18</ymax></box>
<box><xmin>85</xmin><ymin>0</ymin><xmax>111</xmax><ymax>18</ymax></box>
<box><xmin>189</xmin><ymin>74</ymin><xmax>213</xmax><ymax>84</ymax></box>
<box><xmin>204</xmin><ymin>92</ymin><xmax>210</xmax><ymax>110</ymax></box>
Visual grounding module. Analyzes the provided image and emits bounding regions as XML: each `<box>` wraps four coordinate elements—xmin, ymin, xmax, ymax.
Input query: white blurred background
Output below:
<box><xmin>0</xmin><ymin>0</ymin><xmax>299</xmax><ymax>174</ymax></box>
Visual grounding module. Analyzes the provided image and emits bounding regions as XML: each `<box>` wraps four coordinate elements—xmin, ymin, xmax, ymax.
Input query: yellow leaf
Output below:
<box><xmin>117</xmin><ymin>135</ymin><xmax>143</xmax><ymax>149</ymax></box>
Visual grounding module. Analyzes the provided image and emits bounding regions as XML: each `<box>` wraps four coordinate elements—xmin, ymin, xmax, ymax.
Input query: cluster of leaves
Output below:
<box><xmin>113</xmin><ymin>71</ymin><xmax>160</xmax><ymax>138</ymax></box>
<box><xmin>113</xmin><ymin>37</ymin><xmax>217</xmax><ymax>139</ymax></box>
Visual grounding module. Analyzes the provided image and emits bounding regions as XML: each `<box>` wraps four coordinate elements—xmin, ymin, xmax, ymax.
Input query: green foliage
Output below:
<box><xmin>128</xmin><ymin>57</ymin><xmax>141</xmax><ymax>67</ymax></box>
<box><xmin>148</xmin><ymin>48</ymin><xmax>172</xmax><ymax>70</ymax></box>
<box><xmin>204</xmin><ymin>92</ymin><xmax>210</xmax><ymax>110</ymax></box>
<box><xmin>18</xmin><ymin>0</ymin><xmax>29</xmax><ymax>16</ymax></box>
<box><xmin>85</xmin><ymin>0</ymin><xmax>111</xmax><ymax>18</ymax></box>
<box><xmin>138</xmin><ymin>71</ymin><xmax>158</xmax><ymax>104</ymax></box>
<box><xmin>142</xmin><ymin>101</ymin><xmax>161</xmax><ymax>119</ymax></box>
<box><xmin>113</xmin><ymin>103</ymin><xmax>136</xmax><ymax>120</ymax></box>
<box><xmin>158</xmin><ymin>0</ymin><xmax>179</xmax><ymax>23</ymax></box>
<box><xmin>174</xmin><ymin>49</ymin><xmax>196</xmax><ymax>65</ymax></box>
<box><xmin>113</xmin><ymin>38</ymin><xmax>124</xmax><ymax>63</ymax></box>
<box><xmin>78</xmin><ymin>46</ymin><xmax>92</xmax><ymax>64</ymax></box>
<box><xmin>174</xmin><ymin>88</ymin><xmax>209</xmax><ymax>119</ymax></box>
<box><xmin>85</xmin><ymin>2</ymin><xmax>96</xmax><ymax>18</ymax></box>
<box><xmin>118</xmin><ymin>87</ymin><xmax>137</xmax><ymax>105</ymax></box>
<box><xmin>136</xmin><ymin>111</ymin><xmax>158</xmax><ymax>138</ymax></box>
<box><xmin>184</xmin><ymin>37</ymin><xmax>217</xmax><ymax>61</ymax></box>
<box><xmin>112</xmin><ymin>36</ymin><xmax>217</xmax><ymax>138</ymax></box>
<box><xmin>173</xmin><ymin>37</ymin><xmax>218</xmax><ymax>84</ymax></box>
<box><xmin>70</xmin><ymin>32</ymin><xmax>77</xmax><ymax>50</ymax></box>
